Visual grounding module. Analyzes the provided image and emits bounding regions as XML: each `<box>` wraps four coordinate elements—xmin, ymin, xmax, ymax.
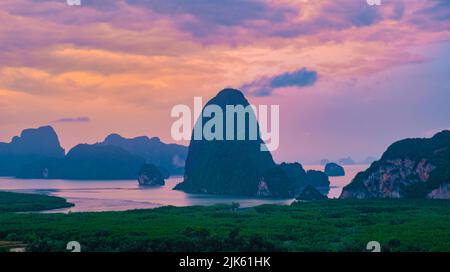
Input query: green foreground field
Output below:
<box><xmin>0</xmin><ymin>198</ymin><xmax>449</xmax><ymax>252</ymax></box>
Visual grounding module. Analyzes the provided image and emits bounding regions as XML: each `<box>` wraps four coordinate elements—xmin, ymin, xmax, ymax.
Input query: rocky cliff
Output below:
<box><xmin>340</xmin><ymin>131</ymin><xmax>450</xmax><ymax>199</ymax></box>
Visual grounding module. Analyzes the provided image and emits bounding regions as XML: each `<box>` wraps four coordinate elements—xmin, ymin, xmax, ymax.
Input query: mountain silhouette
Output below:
<box><xmin>6</xmin><ymin>127</ymin><xmax>184</xmax><ymax>180</ymax></box>
<box><xmin>175</xmin><ymin>88</ymin><xmax>329</xmax><ymax>198</ymax></box>
<box><xmin>0</xmin><ymin>126</ymin><xmax>64</xmax><ymax>176</ymax></box>
<box><xmin>101</xmin><ymin>134</ymin><xmax>187</xmax><ymax>175</ymax></box>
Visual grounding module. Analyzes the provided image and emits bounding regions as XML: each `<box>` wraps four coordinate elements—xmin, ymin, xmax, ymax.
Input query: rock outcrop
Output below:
<box><xmin>340</xmin><ymin>131</ymin><xmax>450</xmax><ymax>199</ymax></box>
<box><xmin>338</xmin><ymin>157</ymin><xmax>356</xmax><ymax>165</ymax></box>
<box><xmin>138</xmin><ymin>164</ymin><xmax>165</xmax><ymax>186</ymax></box>
<box><xmin>319</xmin><ymin>159</ymin><xmax>330</xmax><ymax>166</ymax></box>
<box><xmin>324</xmin><ymin>163</ymin><xmax>345</xmax><ymax>177</ymax></box>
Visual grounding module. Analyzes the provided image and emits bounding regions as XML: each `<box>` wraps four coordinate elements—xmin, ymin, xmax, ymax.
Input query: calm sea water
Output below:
<box><xmin>0</xmin><ymin>165</ymin><xmax>368</xmax><ymax>213</ymax></box>
<box><xmin>304</xmin><ymin>164</ymin><xmax>368</xmax><ymax>199</ymax></box>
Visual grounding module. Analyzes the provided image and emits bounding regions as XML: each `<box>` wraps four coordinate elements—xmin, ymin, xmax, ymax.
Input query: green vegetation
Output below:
<box><xmin>0</xmin><ymin>199</ymin><xmax>449</xmax><ymax>252</ymax></box>
<box><xmin>0</xmin><ymin>191</ymin><xmax>74</xmax><ymax>212</ymax></box>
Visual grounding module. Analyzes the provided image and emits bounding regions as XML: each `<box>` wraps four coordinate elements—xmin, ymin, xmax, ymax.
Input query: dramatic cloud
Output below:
<box><xmin>126</xmin><ymin>0</ymin><xmax>291</xmax><ymax>25</ymax></box>
<box><xmin>271</xmin><ymin>68</ymin><xmax>318</xmax><ymax>88</ymax></box>
<box><xmin>124</xmin><ymin>0</ymin><xmax>296</xmax><ymax>38</ymax></box>
<box><xmin>52</xmin><ymin>117</ymin><xmax>91</xmax><ymax>123</ymax></box>
<box><xmin>242</xmin><ymin>68</ymin><xmax>318</xmax><ymax>96</ymax></box>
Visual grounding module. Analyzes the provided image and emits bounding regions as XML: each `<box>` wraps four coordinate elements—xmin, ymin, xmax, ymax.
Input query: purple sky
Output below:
<box><xmin>0</xmin><ymin>0</ymin><xmax>449</xmax><ymax>163</ymax></box>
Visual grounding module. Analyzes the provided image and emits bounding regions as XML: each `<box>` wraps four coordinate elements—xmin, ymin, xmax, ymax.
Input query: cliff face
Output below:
<box><xmin>341</xmin><ymin>131</ymin><xmax>450</xmax><ymax>199</ymax></box>
<box><xmin>14</xmin><ymin>129</ymin><xmax>181</xmax><ymax>180</ymax></box>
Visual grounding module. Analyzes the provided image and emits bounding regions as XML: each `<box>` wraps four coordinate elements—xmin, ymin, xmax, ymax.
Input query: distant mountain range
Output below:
<box><xmin>319</xmin><ymin>156</ymin><xmax>377</xmax><ymax>166</ymax></box>
<box><xmin>101</xmin><ymin>134</ymin><xmax>186</xmax><ymax>175</ymax></box>
<box><xmin>0</xmin><ymin>126</ymin><xmax>187</xmax><ymax>179</ymax></box>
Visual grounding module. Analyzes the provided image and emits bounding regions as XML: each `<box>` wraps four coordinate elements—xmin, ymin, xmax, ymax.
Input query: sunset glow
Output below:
<box><xmin>1</xmin><ymin>0</ymin><xmax>449</xmax><ymax>162</ymax></box>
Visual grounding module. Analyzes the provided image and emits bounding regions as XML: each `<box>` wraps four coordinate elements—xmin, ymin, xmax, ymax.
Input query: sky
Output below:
<box><xmin>0</xmin><ymin>0</ymin><xmax>449</xmax><ymax>164</ymax></box>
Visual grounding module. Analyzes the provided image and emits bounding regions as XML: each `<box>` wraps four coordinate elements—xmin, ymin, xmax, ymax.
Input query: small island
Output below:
<box><xmin>324</xmin><ymin>163</ymin><xmax>345</xmax><ymax>177</ymax></box>
<box><xmin>138</xmin><ymin>164</ymin><xmax>166</xmax><ymax>186</ymax></box>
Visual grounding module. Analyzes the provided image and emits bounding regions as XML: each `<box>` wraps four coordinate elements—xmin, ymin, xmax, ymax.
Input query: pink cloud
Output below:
<box><xmin>0</xmin><ymin>0</ymin><xmax>449</xmax><ymax>161</ymax></box>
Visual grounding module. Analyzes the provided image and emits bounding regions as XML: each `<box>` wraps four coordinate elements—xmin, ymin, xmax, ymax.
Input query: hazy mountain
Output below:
<box><xmin>319</xmin><ymin>159</ymin><xmax>330</xmax><ymax>166</ymax></box>
<box><xmin>0</xmin><ymin>126</ymin><xmax>65</xmax><ymax>176</ymax></box>
<box><xmin>17</xmin><ymin>144</ymin><xmax>145</xmax><ymax>180</ymax></box>
<box><xmin>12</xmin><ymin>128</ymin><xmax>179</xmax><ymax>180</ymax></box>
<box><xmin>101</xmin><ymin>134</ymin><xmax>187</xmax><ymax>175</ymax></box>
<box><xmin>338</xmin><ymin>157</ymin><xmax>356</xmax><ymax>165</ymax></box>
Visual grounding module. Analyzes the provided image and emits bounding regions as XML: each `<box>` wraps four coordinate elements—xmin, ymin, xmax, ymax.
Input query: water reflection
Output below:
<box><xmin>0</xmin><ymin>165</ymin><xmax>367</xmax><ymax>213</ymax></box>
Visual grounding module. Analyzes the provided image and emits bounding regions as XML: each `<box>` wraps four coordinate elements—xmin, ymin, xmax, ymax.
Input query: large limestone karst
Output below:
<box><xmin>175</xmin><ymin>88</ymin><xmax>329</xmax><ymax>198</ymax></box>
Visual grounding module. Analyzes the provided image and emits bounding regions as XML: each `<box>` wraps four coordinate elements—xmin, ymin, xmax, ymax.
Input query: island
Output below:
<box><xmin>324</xmin><ymin>163</ymin><xmax>345</xmax><ymax>177</ymax></box>
<box><xmin>175</xmin><ymin>88</ymin><xmax>330</xmax><ymax>198</ymax></box>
